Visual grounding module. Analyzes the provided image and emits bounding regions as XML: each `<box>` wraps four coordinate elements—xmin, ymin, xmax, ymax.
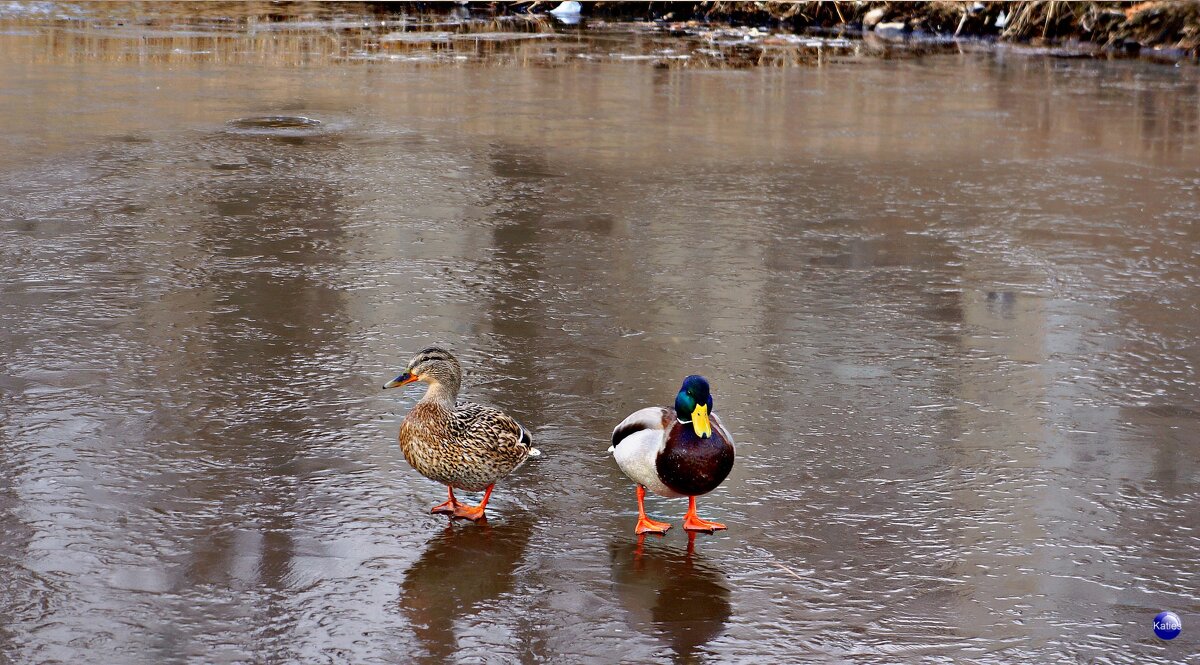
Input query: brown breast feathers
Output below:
<box><xmin>655</xmin><ymin>420</ymin><xmax>734</xmax><ymax>497</ymax></box>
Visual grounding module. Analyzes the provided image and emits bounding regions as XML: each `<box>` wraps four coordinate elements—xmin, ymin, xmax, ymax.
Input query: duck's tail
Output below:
<box><xmin>518</xmin><ymin>423</ymin><xmax>541</xmax><ymax>457</ymax></box>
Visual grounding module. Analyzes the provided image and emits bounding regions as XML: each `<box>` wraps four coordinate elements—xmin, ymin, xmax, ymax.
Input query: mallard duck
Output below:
<box><xmin>383</xmin><ymin>346</ymin><xmax>539</xmax><ymax>521</ymax></box>
<box><xmin>609</xmin><ymin>375</ymin><xmax>735</xmax><ymax>534</ymax></box>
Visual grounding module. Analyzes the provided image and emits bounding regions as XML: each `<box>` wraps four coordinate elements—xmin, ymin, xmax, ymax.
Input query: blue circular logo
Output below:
<box><xmin>1154</xmin><ymin>611</ymin><xmax>1181</xmax><ymax>640</ymax></box>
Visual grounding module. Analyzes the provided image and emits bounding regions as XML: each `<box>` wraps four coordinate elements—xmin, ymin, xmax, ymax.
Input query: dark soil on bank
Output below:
<box><xmin>513</xmin><ymin>1</ymin><xmax>1200</xmax><ymax>56</ymax></box>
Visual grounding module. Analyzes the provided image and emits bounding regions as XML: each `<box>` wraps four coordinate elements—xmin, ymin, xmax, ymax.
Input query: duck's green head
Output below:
<box><xmin>674</xmin><ymin>375</ymin><xmax>714</xmax><ymax>438</ymax></box>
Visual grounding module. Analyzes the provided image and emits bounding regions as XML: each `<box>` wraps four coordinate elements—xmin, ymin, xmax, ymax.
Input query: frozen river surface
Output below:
<box><xmin>0</xmin><ymin>5</ymin><xmax>1198</xmax><ymax>663</ymax></box>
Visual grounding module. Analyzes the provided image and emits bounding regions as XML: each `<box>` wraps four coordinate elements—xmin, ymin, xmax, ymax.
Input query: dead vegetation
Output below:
<box><xmin>536</xmin><ymin>1</ymin><xmax>1200</xmax><ymax>53</ymax></box>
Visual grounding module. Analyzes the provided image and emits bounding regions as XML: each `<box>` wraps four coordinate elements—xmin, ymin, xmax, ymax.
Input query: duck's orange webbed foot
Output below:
<box><xmin>445</xmin><ymin>484</ymin><xmax>493</xmax><ymax>522</ymax></box>
<box><xmin>682</xmin><ymin>514</ymin><xmax>726</xmax><ymax>532</ymax></box>
<box><xmin>431</xmin><ymin>487</ymin><xmax>458</xmax><ymax>515</ymax></box>
<box><xmin>682</xmin><ymin>496</ymin><xmax>726</xmax><ymax>532</ymax></box>
<box><xmin>451</xmin><ymin>503</ymin><xmax>487</xmax><ymax>521</ymax></box>
<box><xmin>635</xmin><ymin>515</ymin><xmax>672</xmax><ymax>535</ymax></box>
<box><xmin>634</xmin><ymin>485</ymin><xmax>671</xmax><ymax>534</ymax></box>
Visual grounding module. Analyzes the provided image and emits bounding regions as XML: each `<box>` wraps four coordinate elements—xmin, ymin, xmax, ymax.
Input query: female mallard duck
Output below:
<box><xmin>383</xmin><ymin>346</ymin><xmax>539</xmax><ymax>521</ymax></box>
<box><xmin>609</xmin><ymin>375</ymin><xmax>735</xmax><ymax>534</ymax></box>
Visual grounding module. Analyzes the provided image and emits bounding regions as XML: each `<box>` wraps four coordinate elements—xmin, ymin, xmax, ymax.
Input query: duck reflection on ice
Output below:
<box><xmin>610</xmin><ymin>533</ymin><xmax>732</xmax><ymax>663</ymax></box>
<box><xmin>400</xmin><ymin>517</ymin><xmax>534</xmax><ymax>662</ymax></box>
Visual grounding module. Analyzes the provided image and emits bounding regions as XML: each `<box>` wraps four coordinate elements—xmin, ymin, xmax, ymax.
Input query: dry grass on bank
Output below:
<box><xmin>567</xmin><ymin>1</ymin><xmax>1200</xmax><ymax>52</ymax></box>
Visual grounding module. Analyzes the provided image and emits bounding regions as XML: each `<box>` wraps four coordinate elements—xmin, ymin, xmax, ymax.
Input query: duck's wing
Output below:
<box><xmin>609</xmin><ymin>407</ymin><xmax>672</xmax><ymax>454</ymax></box>
<box><xmin>610</xmin><ymin>406</ymin><xmax>682</xmax><ymax>497</ymax></box>
<box><xmin>453</xmin><ymin>403</ymin><xmax>539</xmax><ymax>458</ymax></box>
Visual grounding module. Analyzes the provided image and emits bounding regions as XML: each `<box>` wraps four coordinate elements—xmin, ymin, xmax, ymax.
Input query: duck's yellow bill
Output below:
<box><xmin>383</xmin><ymin>373</ymin><xmax>419</xmax><ymax>389</ymax></box>
<box><xmin>691</xmin><ymin>403</ymin><xmax>712</xmax><ymax>438</ymax></box>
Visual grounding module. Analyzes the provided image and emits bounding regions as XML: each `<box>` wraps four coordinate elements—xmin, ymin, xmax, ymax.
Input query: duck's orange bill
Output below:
<box><xmin>383</xmin><ymin>373</ymin><xmax>419</xmax><ymax>389</ymax></box>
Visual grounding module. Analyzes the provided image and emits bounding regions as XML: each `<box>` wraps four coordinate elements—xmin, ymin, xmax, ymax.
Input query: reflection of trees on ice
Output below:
<box><xmin>400</xmin><ymin>519</ymin><xmax>535</xmax><ymax>663</ymax></box>
<box><xmin>609</xmin><ymin>533</ymin><xmax>732</xmax><ymax>664</ymax></box>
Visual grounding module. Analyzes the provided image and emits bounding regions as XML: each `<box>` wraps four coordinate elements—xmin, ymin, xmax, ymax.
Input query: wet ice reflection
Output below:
<box><xmin>1</xmin><ymin>6</ymin><xmax>1198</xmax><ymax>664</ymax></box>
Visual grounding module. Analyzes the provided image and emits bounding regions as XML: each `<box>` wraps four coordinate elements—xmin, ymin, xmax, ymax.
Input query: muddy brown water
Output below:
<box><xmin>1</xmin><ymin>6</ymin><xmax>1198</xmax><ymax>664</ymax></box>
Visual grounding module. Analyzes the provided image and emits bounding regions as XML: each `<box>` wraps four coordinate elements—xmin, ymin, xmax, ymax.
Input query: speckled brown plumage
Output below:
<box><xmin>389</xmin><ymin>346</ymin><xmax>538</xmax><ymax>495</ymax></box>
<box><xmin>399</xmin><ymin>400</ymin><xmax>534</xmax><ymax>492</ymax></box>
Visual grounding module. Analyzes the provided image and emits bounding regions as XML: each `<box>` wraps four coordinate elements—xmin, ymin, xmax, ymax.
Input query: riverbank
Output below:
<box><xmin>534</xmin><ymin>1</ymin><xmax>1200</xmax><ymax>57</ymax></box>
<box><xmin>2</xmin><ymin>1</ymin><xmax>1196</xmax><ymax>68</ymax></box>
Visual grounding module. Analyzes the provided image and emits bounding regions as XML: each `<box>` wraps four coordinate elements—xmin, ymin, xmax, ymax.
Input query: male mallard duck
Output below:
<box><xmin>383</xmin><ymin>346</ymin><xmax>539</xmax><ymax>521</ymax></box>
<box><xmin>609</xmin><ymin>376</ymin><xmax>735</xmax><ymax>534</ymax></box>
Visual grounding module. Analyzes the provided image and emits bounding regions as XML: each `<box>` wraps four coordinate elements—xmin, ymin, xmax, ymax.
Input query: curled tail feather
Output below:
<box><xmin>518</xmin><ymin>423</ymin><xmax>541</xmax><ymax>457</ymax></box>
